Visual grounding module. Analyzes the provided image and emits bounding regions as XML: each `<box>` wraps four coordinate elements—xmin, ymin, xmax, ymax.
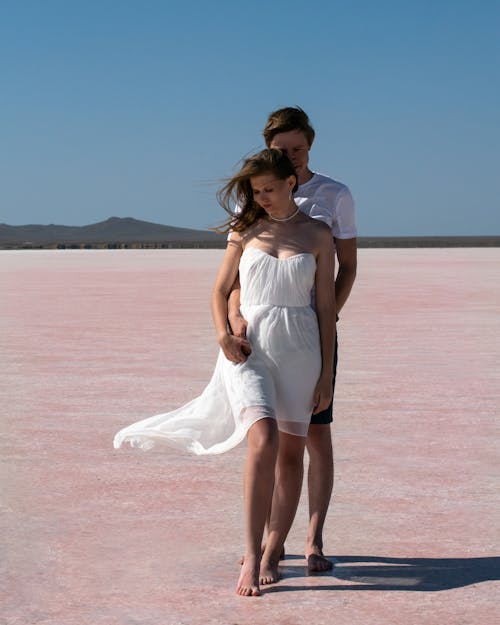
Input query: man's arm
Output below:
<box><xmin>334</xmin><ymin>237</ymin><xmax>357</xmax><ymax>314</ymax></box>
<box><xmin>227</xmin><ymin>274</ymin><xmax>248</xmax><ymax>338</ymax></box>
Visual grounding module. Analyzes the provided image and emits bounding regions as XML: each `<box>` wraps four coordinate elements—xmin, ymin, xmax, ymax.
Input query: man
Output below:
<box><xmin>229</xmin><ymin>107</ymin><xmax>357</xmax><ymax>572</ymax></box>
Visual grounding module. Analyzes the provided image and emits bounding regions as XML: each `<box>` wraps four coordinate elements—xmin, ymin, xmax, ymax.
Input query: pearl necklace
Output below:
<box><xmin>268</xmin><ymin>206</ymin><xmax>300</xmax><ymax>222</ymax></box>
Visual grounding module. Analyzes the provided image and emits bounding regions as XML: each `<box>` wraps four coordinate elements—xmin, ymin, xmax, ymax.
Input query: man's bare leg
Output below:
<box><xmin>260</xmin><ymin>431</ymin><xmax>306</xmax><ymax>584</ymax></box>
<box><xmin>237</xmin><ymin>417</ymin><xmax>278</xmax><ymax>596</ymax></box>
<box><xmin>305</xmin><ymin>423</ymin><xmax>334</xmax><ymax>572</ymax></box>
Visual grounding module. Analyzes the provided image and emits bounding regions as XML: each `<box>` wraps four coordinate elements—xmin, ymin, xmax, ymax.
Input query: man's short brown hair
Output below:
<box><xmin>263</xmin><ymin>106</ymin><xmax>315</xmax><ymax>148</ymax></box>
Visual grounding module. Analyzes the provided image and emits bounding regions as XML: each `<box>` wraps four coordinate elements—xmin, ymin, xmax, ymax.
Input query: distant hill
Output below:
<box><xmin>0</xmin><ymin>217</ymin><xmax>498</xmax><ymax>249</ymax></box>
<box><xmin>0</xmin><ymin>217</ymin><xmax>226</xmax><ymax>248</ymax></box>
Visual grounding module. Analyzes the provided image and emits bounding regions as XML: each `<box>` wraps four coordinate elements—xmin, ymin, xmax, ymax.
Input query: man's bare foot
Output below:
<box><xmin>236</xmin><ymin>556</ymin><xmax>261</xmax><ymax>597</ymax></box>
<box><xmin>306</xmin><ymin>550</ymin><xmax>333</xmax><ymax>572</ymax></box>
<box><xmin>260</xmin><ymin>558</ymin><xmax>280</xmax><ymax>585</ymax></box>
<box><xmin>239</xmin><ymin>545</ymin><xmax>285</xmax><ymax>566</ymax></box>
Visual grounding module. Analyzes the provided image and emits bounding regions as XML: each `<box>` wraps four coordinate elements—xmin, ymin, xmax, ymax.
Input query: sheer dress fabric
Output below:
<box><xmin>113</xmin><ymin>247</ymin><xmax>321</xmax><ymax>455</ymax></box>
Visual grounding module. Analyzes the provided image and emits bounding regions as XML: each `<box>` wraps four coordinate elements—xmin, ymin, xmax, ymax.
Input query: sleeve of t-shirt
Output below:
<box><xmin>227</xmin><ymin>203</ymin><xmax>242</xmax><ymax>241</ymax></box>
<box><xmin>333</xmin><ymin>187</ymin><xmax>357</xmax><ymax>239</ymax></box>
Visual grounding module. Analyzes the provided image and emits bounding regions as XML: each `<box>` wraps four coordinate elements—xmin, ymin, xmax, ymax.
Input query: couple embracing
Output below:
<box><xmin>114</xmin><ymin>106</ymin><xmax>357</xmax><ymax>596</ymax></box>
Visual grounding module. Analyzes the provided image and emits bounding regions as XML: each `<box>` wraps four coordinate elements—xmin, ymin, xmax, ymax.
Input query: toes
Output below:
<box><xmin>237</xmin><ymin>585</ymin><xmax>260</xmax><ymax>597</ymax></box>
<box><xmin>260</xmin><ymin>560</ymin><xmax>279</xmax><ymax>585</ymax></box>
<box><xmin>260</xmin><ymin>573</ymin><xmax>278</xmax><ymax>585</ymax></box>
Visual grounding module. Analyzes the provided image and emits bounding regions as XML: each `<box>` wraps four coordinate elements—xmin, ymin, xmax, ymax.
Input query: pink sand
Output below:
<box><xmin>1</xmin><ymin>248</ymin><xmax>499</xmax><ymax>624</ymax></box>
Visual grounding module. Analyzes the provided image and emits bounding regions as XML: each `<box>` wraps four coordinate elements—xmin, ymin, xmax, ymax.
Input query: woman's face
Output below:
<box><xmin>250</xmin><ymin>173</ymin><xmax>295</xmax><ymax>216</ymax></box>
<box><xmin>269</xmin><ymin>130</ymin><xmax>311</xmax><ymax>183</ymax></box>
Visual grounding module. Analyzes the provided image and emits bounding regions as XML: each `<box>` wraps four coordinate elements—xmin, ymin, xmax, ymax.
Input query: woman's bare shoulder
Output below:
<box><xmin>227</xmin><ymin>230</ymin><xmax>243</xmax><ymax>246</ymax></box>
<box><xmin>299</xmin><ymin>217</ymin><xmax>332</xmax><ymax>257</ymax></box>
<box><xmin>239</xmin><ymin>219</ymin><xmax>266</xmax><ymax>246</ymax></box>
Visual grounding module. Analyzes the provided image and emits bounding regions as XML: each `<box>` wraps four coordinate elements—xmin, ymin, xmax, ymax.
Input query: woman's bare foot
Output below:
<box><xmin>260</xmin><ymin>557</ymin><xmax>280</xmax><ymax>585</ymax></box>
<box><xmin>236</xmin><ymin>556</ymin><xmax>261</xmax><ymax>596</ymax></box>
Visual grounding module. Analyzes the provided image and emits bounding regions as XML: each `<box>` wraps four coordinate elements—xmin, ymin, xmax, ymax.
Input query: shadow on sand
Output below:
<box><xmin>266</xmin><ymin>555</ymin><xmax>500</xmax><ymax>593</ymax></box>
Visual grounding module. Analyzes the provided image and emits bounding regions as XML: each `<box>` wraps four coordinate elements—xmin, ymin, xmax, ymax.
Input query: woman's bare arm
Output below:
<box><xmin>211</xmin><ymin>239</ymin><xmax>252</xmax><ymax>363</ymax></box>
<box><xmin>313</xmin><ymin>227</ymin><xmax>336</xmax><ymax>413</ymax></box>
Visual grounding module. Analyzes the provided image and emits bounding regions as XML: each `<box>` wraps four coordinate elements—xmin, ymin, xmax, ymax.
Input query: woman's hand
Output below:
<box><xmin>312</xmin><ymin>374</ymin><xmax>333</xmax><ymax>414</ymax></box>
<box><xmin>219</xmin><ymin>333</ymin><xmax>252</xmax><ymax>364</ymax></box>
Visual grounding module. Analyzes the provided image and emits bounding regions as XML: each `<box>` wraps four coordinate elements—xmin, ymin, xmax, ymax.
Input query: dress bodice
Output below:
<box><xmin>239</xmin><ymin>247</ymin><xmax>315</xmax><ymax>308</ymax></box>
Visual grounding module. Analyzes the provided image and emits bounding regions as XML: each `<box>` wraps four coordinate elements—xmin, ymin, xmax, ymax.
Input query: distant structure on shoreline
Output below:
<box><xmin>356</xmin><ymin>236</ymin><xmax>500</xmax><ymax>248</ymax></box>
<box><xmin>1</xmin><ymin>217</ymin><xmax>499</xmax><ymax>249</ymax></box>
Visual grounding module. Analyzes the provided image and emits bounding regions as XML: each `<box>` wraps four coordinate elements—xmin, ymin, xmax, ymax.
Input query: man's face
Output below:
<box><xmin>269</xmin><ymin>129</ymin><xmax>311</xmax><ymax>183</ymax></box>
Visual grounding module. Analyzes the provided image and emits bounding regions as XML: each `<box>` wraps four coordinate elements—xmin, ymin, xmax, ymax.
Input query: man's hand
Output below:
<box><xmin>219</xmin><ymin>334</ymin><xmax>252</xmax><ymax>364</ymax></box>
<box><xmin>312</xmin><ymin>375</ymin><xmax>333</xmax><ymax>414</ymax></box>
<box><xmin>228</xmin><ymin>311</ymin><xmax>248</xmax><ymax>339</ymax></box>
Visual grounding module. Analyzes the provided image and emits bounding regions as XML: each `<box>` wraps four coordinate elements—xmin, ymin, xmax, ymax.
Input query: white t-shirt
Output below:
<box><xmin>294</xmin><ymin>172</ymin><xmax>357</xmax><ymax>241</ymax></box>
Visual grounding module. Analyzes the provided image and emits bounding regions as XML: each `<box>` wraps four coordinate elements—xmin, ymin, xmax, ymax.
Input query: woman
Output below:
<box><xmin>114</xmin><ymin>149</ymin><xmax>336</xmax><ymax>596</ymax></box>
<box><xmin>229</xmin><ymin>107</ymin><xmax>357</xmax><ymax>572</ymax></box>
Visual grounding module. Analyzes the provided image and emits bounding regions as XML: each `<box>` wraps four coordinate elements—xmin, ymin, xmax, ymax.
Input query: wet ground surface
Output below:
<box><xmin>1</xmin><ymin>248</ymin><xmax>499</xmax><ymax>625</ymax></box>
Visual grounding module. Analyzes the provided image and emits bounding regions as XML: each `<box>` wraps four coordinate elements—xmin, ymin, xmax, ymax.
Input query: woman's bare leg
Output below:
<box><xmin>260</xmin><ymin>431</ymin><xmax>306</xmax><ymax>584</ymax></box>
<box><xmin>237</xmin><ymin>417</ymin><xmax>278</xmax><ymax>596</ymax></box>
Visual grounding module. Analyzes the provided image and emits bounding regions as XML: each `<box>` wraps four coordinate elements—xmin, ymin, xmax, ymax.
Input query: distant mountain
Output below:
<box><xmin>1</xmin><ymin>217</ymin><xmax>498</xmax><ymax>249</ymax></box>
<box><xmin>0</xmin><ymin>217</ymin><xmax>226</xmax><ymax>246</ymax></box>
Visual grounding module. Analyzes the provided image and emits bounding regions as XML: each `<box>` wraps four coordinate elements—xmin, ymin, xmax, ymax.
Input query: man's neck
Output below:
<box><xmin>297</xmin><ymin>169</ymin><xmax>314</xmax><ymax>185</ymax></box>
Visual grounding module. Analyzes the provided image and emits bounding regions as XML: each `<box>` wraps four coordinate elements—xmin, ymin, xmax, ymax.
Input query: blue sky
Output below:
<box><xmin>1</xmin><ymin>0</ymin><xmax>499</xmax><ymax>236</ymax></box>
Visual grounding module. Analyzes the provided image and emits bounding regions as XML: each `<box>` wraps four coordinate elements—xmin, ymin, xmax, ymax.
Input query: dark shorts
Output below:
<box><xmin>310</xmin><ymin>331</ymin><xmax>338</xmax><ymax>425</ymax></box>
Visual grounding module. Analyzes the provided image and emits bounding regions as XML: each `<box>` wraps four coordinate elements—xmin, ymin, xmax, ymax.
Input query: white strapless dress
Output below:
<box><xmin>113</xmin><ymin>247</ymin><xmax>321</xmax><ymax>455</ymax></box>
